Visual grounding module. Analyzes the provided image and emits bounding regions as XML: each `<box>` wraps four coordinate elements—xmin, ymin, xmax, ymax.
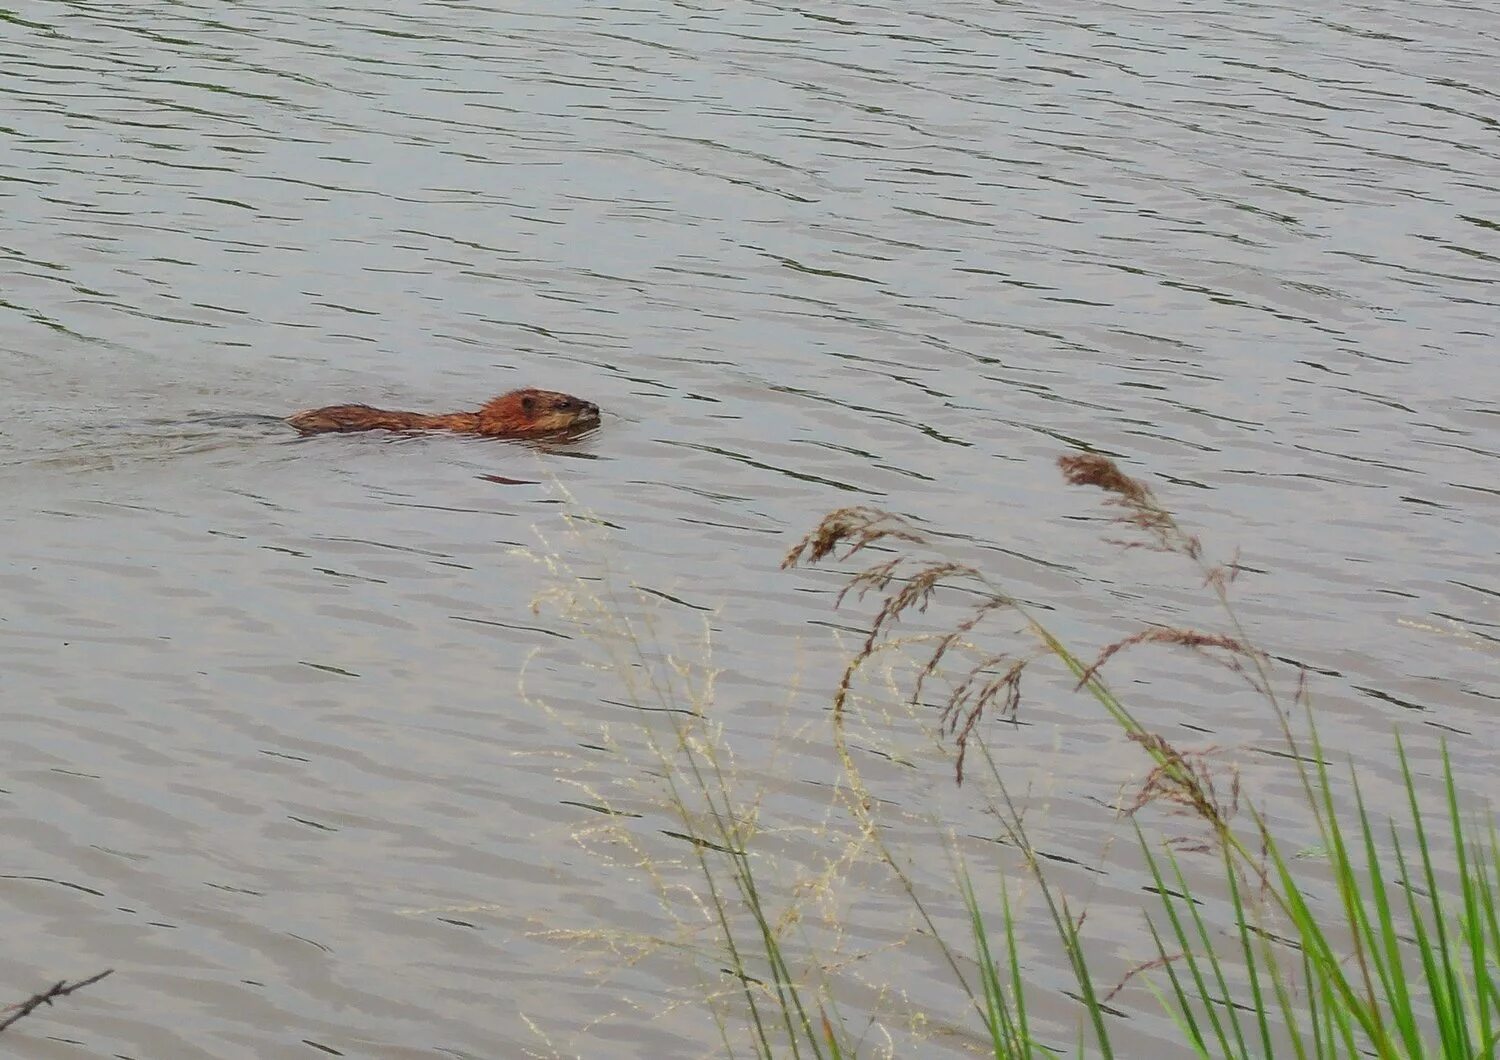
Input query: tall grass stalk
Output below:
<box><xmin>522</xmin><ymin>520</ymin><xmax>878</xmax><ymax>1057</ymax></box>
<box><xmin>782</xmin><ymin>453</ymin><xmax>1497</xmax><ymax>1057</ymax></box>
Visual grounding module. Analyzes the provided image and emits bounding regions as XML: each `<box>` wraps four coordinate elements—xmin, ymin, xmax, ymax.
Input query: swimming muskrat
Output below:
<box><xmin>287</xmin><ymin>388</ymin><xmax>601</xmax><ymax>438</ymax></box>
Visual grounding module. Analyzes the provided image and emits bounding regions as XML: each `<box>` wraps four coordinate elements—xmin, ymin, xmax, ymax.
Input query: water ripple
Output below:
<box><xmin>3</xmin><ymin>0</ymin><xmax>1498</xmax><ymax>1053</ymax></box>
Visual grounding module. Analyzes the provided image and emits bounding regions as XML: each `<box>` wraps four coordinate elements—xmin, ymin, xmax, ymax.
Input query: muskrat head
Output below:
<box><xmin>478</xmin><ymin>388</ymin><xmax>601</xmax><ymax>436</ymax></box>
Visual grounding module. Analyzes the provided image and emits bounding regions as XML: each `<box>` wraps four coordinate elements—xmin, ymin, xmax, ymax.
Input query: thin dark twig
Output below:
<box><xmin>0</xmin><ymin>969</ymin><xmax>114</xmax><ymax>1033</ymax></box>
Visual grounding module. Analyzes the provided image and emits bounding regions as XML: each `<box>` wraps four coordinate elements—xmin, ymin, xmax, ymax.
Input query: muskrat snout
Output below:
<box><xmin>559</xmin><ymin>396</ymin><xmax>600</xmax><ymax>422</ymax></box>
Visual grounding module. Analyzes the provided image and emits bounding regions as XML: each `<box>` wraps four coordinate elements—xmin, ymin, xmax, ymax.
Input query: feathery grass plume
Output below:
<box><xmin>1058</xmin><ymin>452</ymin><xmax>1203</xmax><ymax>562</ymax></box>
<box><xmin>1122</xmin><ymin>731</ymin><xmax>1240</xmax><ymax>846</ymax></box>
<box><xmin>784</xmin><ymin>508</ymin><xmax>1028</xmax><ymax>785</ymax></box>
<box><xmin>940</xmin><ymin>656</ymin><xmax>1025</xmax><ymax>787</ymax></box>
<box><xmin>780</xmin><ymin>505</ymin><xmax>927</xmax><ymax>569</ymax></box>
<box><xmin>1076</xmin><ymin>627</ymin><xmax>1262</xmax><ymax>695</ymax></box>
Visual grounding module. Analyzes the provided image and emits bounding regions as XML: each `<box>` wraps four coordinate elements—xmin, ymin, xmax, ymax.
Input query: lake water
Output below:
<box><xmin>3</xmin><ymin>1</ymin><xmax>1497</xmax><ymax>1056</ymax></box>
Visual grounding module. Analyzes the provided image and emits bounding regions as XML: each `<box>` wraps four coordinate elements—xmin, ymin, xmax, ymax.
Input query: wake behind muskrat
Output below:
<box><xmin>286</xmin><ymin>388</ymin><xmax>600</xmax><ymax>438</ymax></box>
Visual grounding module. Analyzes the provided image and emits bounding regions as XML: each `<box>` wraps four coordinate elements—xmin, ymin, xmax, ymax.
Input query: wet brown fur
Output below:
<box><xmin>287</xmin><ymin>388</ymin><xmax>600</xmax><ymax>438</ymax></box>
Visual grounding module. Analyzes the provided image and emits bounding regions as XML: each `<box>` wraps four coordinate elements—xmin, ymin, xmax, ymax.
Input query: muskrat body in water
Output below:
<box><xmin>287</xmin><ymin>388</ymin><xmax>600</xmax><ymax>438</ymax></box>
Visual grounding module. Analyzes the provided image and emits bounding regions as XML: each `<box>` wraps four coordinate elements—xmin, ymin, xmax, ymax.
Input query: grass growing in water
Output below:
<box><xmin>539</xmin><ymin>456</ymin><xmax>1497</xmax><ymax>1057</ymax></box>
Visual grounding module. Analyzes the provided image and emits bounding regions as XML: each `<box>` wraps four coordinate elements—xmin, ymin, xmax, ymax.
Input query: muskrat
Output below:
<box><xmin>287</xmin><ymin>388</ymin><xmax>600</xmax><ymax>438</ymax></box>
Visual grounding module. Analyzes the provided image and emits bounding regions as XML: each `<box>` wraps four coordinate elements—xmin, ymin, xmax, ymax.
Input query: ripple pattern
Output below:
<box><xmin>2</xmin><ymin>0</ymin><xmax>1497</xmax><ymax>1054</ymax></box>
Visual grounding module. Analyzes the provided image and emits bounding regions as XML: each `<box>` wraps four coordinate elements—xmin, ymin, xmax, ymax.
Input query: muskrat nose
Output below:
<box><xmin>582</xmin><ymin>401</ymin><xmax>600</xmax><ymax>417</ymax></box>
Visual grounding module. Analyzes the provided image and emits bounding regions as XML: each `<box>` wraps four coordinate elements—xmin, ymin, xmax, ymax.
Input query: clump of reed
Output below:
<box><xmin>536</xmin><ymin>455</ymin><xmax>1497</xmax><ymax>1058</ymax></box>
<box><xmin>780</xmin><ymin>452</ymin><xmax>1498</xmax><ymax>1057</ymax></box>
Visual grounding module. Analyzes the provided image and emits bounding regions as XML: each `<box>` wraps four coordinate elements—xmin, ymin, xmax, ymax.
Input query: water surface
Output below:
<box><xmin>2</xmin><ymin>1</ymin><xmax>1498</xmax><ymax>1055</ymax></box>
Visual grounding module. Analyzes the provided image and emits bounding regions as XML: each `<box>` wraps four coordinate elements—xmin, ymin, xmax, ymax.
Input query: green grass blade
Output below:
<box><xmin>1141</xmin><ymin>974</ymin><xmax>1214</xmax><ymax>1060</ymax></box>
<box><xmin>1000</xmin><ymin>875</ymin><xmax>1034</xmax><ymax>1053</ymax></box>
<box><xmin>1260</xmin><ymin>820</ymin><xmax>1394</xmax><ymax>1056</ymax></box>
<box><xmin>1396</xmin><ymin>735</ymin><xmax>1471</xmax><ymax>1057</ymax></box>
<box><xmin>1349</xmin><ymin>765</ymin><xmax>1420</xmax><ymax>1053</ymax></box>
<box><xmin>1167</xmin><ymin>846</ymin><xmax>1251</xmax><ymax>1057</ymax></box>
<box><xmin>1143</xmin><ymin>913</ymin><xmax>1216</xmax><ymax>1055</ymax></box>
<box><xmin>1307</xmin><ymin>748</ymin><xmax>1387</xmax><ymax>1045</ymax></box>
<box><xmin>1046</xmin><ymin>889</ymin><xmax>1113</xmax><ymax>1059</ymax></box>
<box><xmin>960</xmin><ymin>867</ymin><xmax>1022</xmax><ymax>1055</ymax></box>
<box><xmin>1442</xmin><ymin>740</ymin><xmax>1492</xmax><ymax>1051</ymax></box>
<box><xmin>1222</xmin><ymin>848</ymin><xmax>1276</xmax><ymax>1058</ymax></box>
<box><xmin>1136</xmin><ymin>834</ymin><xmax>1226</xmax><ymax>1053</ymax></box>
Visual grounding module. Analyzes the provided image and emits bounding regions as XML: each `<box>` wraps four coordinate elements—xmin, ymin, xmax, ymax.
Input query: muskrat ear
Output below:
<box><xmin>520</xmin><ymin>394</ymin><xmax>536</xmax><ymax>411</ymax></box>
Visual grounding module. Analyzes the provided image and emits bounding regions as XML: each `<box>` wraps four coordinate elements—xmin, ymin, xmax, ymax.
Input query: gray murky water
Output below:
<box><xmin>3</xmin><ymin>1</ymin><xmax>1498</xmax><ymax>1056</ymax></box>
